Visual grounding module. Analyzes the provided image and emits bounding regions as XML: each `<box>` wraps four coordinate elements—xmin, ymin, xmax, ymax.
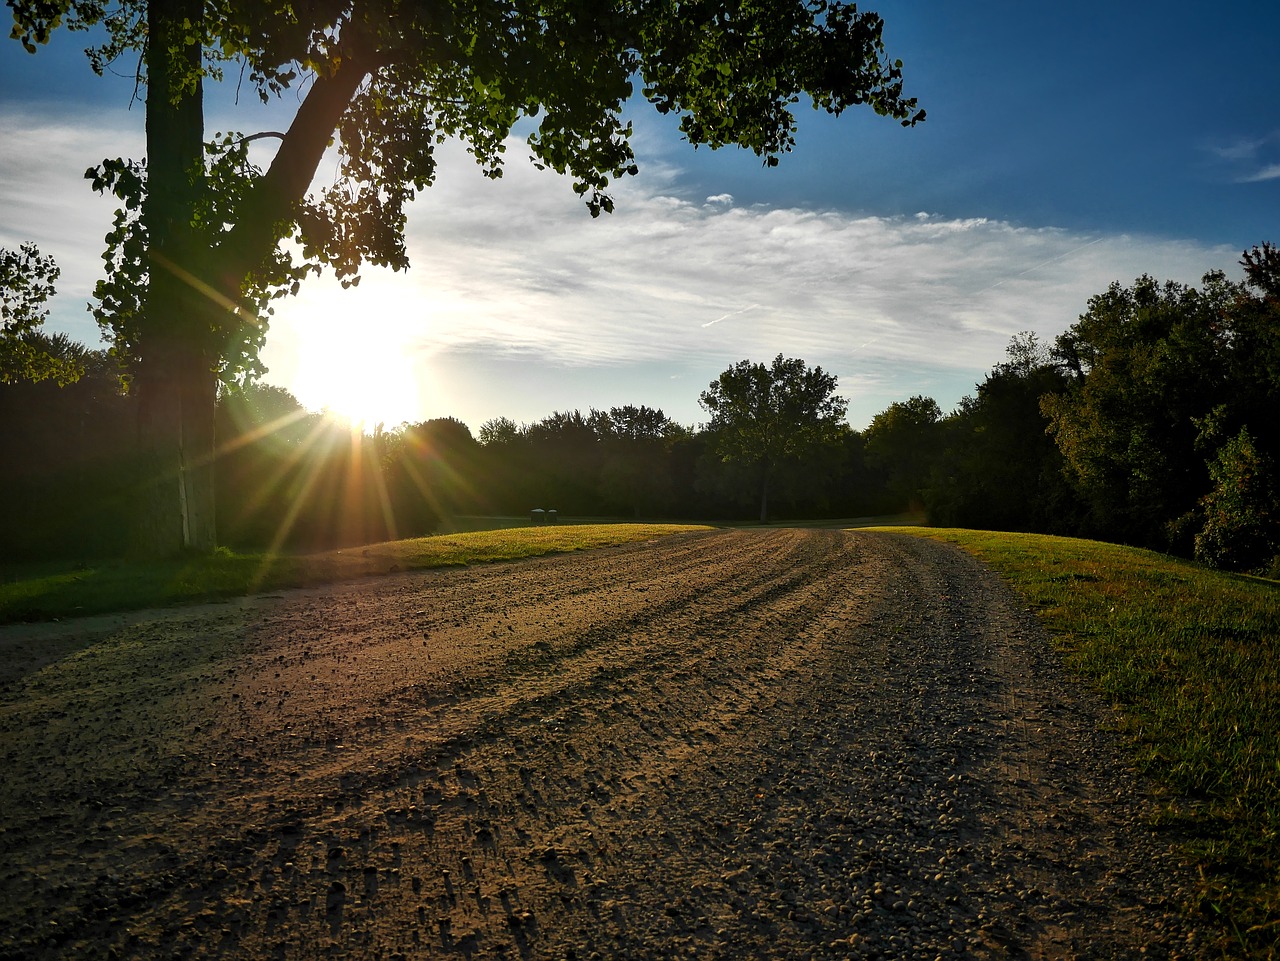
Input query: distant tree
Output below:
<box><xmin>216</xmin><ymin>382</ymin><xmax>317</xmax><ymax>449</ymax></box>
<box><xmin>0</xmin><ymin>243</ymin><xmax>83</xmax><ymax>385</ymax></box>
<box><xmin>829</xmin><ymin>427</ymin><xmax>896</xmax><ymax>517</ymax></box>
<box><xmin>595</xmin><ymin>405</ymin><xmax>687</xmax><ymax>517</ymax></box>
<box><xmin>525</xmin><ymin>410</ymin><xmax>606</xmax><ymax>513</ymax></box>
<box><xmin>699</xmin><ymin>354</ymin><xmax>848</xmax><ymax>522</ymax></box>
<box><xmin>9</xmin><ymin>0</ymin><xmax>923</xmax><ymax>555</ymax></box>
<box><xmin>384</xmin><ymin>417</ymin><xmax>482</xmax><ymax>519</ymax></box>
<box><xmin>213</xmin><ymin>390</ymin><xmax>434</xmax><ymax>550</ymax></box>
<box><xmin>478</xmin><ymin>417</ymin><xmax>521</xmax><ymax>448</ymax></box>
<box><xmin>862</xmin><ymin>394</ymin><xmax>943</xmax><ymax>512</ymax></box>
<box><xmin>473</xmin><ymin>416</ymin><xmax>530</xmax><ymax>511</ymax></box>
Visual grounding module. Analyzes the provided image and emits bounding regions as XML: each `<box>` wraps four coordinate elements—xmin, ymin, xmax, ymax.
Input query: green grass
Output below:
<box><xmin>0</xmin><ymin>523</ymin><xmax>711</xmax><ymax>624</ymax></box>
<box><xmin>886</xmin><ymin>527</ymin><xmax>1280</xmax><ymax>958</ymax></box>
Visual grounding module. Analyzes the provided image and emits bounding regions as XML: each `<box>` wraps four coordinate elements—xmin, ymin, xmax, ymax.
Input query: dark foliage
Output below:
<box><xmin>925</xmin><ymin>335</ymin><xmax>1083</xmax><ymax>534</ymax></box>
<box><xmin>214</xmin><ymin>388</ymin><xmax>444</xmax><ymax>551</ymax></box>
<box><xmin>7</xmin><ymin>245</ymin><xmax>1275</xmax><ymax>568</ymax></box>
<box><xmin>0</xmin><ymin>348</ymin><xmax>137</xmax><ymax>560</ymax></box>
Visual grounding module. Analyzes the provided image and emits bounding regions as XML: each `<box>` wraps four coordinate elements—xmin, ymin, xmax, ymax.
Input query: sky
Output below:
<box><xmin>1</xmin><ymin>1</ymin><xmax>1278</xmax><ymax>433</ymax></box>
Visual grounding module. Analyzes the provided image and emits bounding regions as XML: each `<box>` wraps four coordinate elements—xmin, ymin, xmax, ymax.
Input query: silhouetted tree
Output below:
<box><xmin>525</xmin><ymin>410</ymin><xmax>606</xmax><ymax>514</ymax></box>
<box><xmin>699</xmin><ymin>355</ymin><xmax>848</xmax><ymax>522</ymax></box>
<box><xmin>925</xmin><ymin>334</ymin><xmax>1080</xmax><ymax>532</ymax></box>
<box><xmin>595</xmin><ymin>405</ymin><xmax>687</xmax><ymax>517</ymax></box>
<box><xmin>0</xmin><ymin>340</ymin><xmax>134</xmax><ymax>559</ymax></box>
<box><xmin>9</xmin><ymin>0</ymin><xmax>923</xmax><ymax>555</ymax></box>
<box><xmin>383</xmin><ymin>417</ymin><xmax>482</xmax><ymax>521</ymax></box>
<box><xmin>862</xmin><ymin>394</ymin><xmax>943</xmax><ymax>513</ymax></box>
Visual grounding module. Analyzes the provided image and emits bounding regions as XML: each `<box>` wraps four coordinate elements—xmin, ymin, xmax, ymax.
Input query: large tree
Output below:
<box><xmin>9</xmin><ymin>0</ymin><xmax>923</xmax><ymax>555</ymax></box>
<box><xmin>699</xmin><ymin>354</ymin><xmax>848</xmax><ymax>522</ymax></box>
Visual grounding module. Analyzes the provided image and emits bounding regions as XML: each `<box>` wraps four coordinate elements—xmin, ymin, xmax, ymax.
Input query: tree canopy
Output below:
<box><xmin>8</xmin><ymin>0</ymin><xmax>923</xmax><ymax>555</ymax></box>
<box><xmin>699</xmin><ymin>354</ymin><xmax>848</xmax><ymax>522</ymax></box>
<box><xmin>1040</xmin><ymin>271</ymin><xmax>1240</xmax><ymax>545</ymax></box>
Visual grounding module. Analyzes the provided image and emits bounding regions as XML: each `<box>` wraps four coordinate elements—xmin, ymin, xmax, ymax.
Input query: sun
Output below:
<box><xmin>291</xmin><ymin>318</ymin><xmax>424</xmax><ymax>431</ymax></box>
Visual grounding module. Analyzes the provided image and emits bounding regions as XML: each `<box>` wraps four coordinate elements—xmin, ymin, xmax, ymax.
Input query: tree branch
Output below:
<box><xmin>238</xmin><ymin>131</ymin><xmax>288</xmax><ymax>144</ymax></box>
<box><xmin>217</xmin><ymin>55</ymin><xmax>371</xmax><ymax>296</ymax></box>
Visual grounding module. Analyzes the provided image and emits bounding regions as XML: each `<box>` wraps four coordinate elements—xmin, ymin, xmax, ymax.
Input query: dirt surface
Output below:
<box><xmin>0</xmin><ymin>529</ymin><xmax>1205</xmax><ymax>959</ymax></box>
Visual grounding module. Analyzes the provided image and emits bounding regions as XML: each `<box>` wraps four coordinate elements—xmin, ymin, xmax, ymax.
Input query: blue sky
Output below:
<box><xmin>2</xmin><ymin>2</ymin><xmax>1277</xmax><ymax>431</ymax></box>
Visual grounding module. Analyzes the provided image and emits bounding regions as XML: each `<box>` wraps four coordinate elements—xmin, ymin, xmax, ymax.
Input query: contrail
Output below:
<box><xmin>702</xmin><ymin>303</ymin><xmax>762</xmax><ymax>328</ymax></box>
<box><xmin>971</xmin><ymin>237</ymin><xmax>1105</xmax><ymax>295</ymax></box>
<box><xmin>849</xmin><ymin>336</ymin><xmax>881</xmax><ymax>354</ymax></box>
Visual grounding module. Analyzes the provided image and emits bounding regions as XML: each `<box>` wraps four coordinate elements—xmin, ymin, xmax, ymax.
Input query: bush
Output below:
<box><xmin>1194</xmin><ymin>427</ymin><xmax>1280</xmax><ymax>572</ymax></box>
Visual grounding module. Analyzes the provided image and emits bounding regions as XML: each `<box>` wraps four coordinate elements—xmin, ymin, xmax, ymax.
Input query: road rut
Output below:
<box><xmin>0</xmin><ymin>529</ymin><xmax>1201</xmax><ymax>959</ymax></box>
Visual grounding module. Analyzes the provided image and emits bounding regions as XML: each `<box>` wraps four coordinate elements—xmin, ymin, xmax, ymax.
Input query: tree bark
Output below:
<box><xmin>132</xmin><ymin>2</ymin><xmax>371</xmax><ymax>555</ymax></box>
<box><xmin>134</xmin><ymin>0</ymin><xmax>217</xmax><ymax>554</ymax></box>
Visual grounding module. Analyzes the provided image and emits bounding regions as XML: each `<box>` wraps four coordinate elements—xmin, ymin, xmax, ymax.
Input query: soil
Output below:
<box><xmin>0</xmin><ymin>529</ymin><xmax>1206</xmax><ymax>959</ymax></box>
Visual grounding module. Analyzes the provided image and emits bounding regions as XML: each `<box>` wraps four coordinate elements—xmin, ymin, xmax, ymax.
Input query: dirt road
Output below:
<box><xmin>0</xmin><ymin>529</ymin><xmax>1203</xmax><ymax>959</ymax></box>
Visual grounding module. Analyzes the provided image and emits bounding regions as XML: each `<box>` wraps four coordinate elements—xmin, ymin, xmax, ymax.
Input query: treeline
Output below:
<box><xmin>908</xmin><ymin>242</ymin><xmax>1280</xmax><ymax>573</ymax></box>
<box><xmin>2</xmin><ymin>244</ymin><xmax>1276</xmax><ymax>574</ymax></box>
<box><xmin>0</xmin><ymin>363</ymin><xmax>891</xmax><ymax>559</ymax></box>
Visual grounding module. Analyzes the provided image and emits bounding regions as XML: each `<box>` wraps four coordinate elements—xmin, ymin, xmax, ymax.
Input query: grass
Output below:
<box><xmin>886</xmin><ymin>527</ymin><xmax>1280</xmax><ymax>958</ymax></box>
<box><xmin>0</xmin><ymin>523</ymin><xmax>711</xmax><ymax>624</ymax></box>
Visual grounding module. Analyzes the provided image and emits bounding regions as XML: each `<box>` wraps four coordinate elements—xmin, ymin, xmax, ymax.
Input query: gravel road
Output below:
<box><xmin>0</xmin><ymin>528</ymin><xmax>1204</xmax><ymax>959</ymax></box>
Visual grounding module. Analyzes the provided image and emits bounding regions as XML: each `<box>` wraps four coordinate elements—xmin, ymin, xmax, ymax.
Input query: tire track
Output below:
<box><xmin>0</xmin><ymin>529</ymin><xmax>1204</xmax><ymax>960</ymax></box>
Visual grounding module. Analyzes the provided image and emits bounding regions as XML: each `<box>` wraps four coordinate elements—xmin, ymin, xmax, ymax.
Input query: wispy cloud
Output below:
<box><xmin>355</xmin><ymin>139</ymin><xmax>1234</xmax><ymax>369</ymax></box>
<box><xmin>271</xmin><ymin>140</ymin><xmax>1237</xmax><ymax>424</ymax></box>
<box><xmin>3</xmin><ymin>112</ymin><xmax>1242</xmax><ymax>429</ymax></box>
<box><xmin>1241</xmin><ymin>163</ymin><xmax>1280</xmax><ymax>183</ymax></box>
<box><xmin>1205</xmin><ymin>130</ymin><xmax>1280</xmax><ymax>184</ymax></box>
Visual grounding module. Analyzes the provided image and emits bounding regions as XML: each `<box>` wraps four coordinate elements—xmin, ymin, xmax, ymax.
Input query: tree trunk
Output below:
<box><xmin>134</xmin><ymin>0</ymin><xmax>217</xmax><ymax>554</ymax></box>
<box><xmin>132</xmin><ymin>340</ymin><xmax>218</xmax><ymax>553</ymax></box>
<box><xmin>128</xmin><ymin>2</ymin><xmax>370</xmax><ymax>555</ymax></box>
<box><xmin>758</xmin><ymin>464</ymin><xmax>770</xmax><ymax>524</ymax></box>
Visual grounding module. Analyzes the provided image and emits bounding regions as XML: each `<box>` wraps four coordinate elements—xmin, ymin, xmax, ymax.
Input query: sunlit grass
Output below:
<box><xmin>886</xmin><ymin>527</ymin><xmax>1280</xmax><ymax>957</ymax></box>
<box><xmin>0</xmin><ymin>523</ymin><xmax>711</xmax><ymax>624</ymax></box>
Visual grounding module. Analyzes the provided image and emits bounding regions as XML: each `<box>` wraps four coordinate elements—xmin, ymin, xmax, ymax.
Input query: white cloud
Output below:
<box><xmin>295</xmin><ymin>136</ymin><xmax>1233</xmax><ymax>366</ymax></box>
<box><xmin>1205</xmin><ymin>130</ymin><xmax>1280</xmax><ymax>185</ymax></box>
<box><xmin>2</xmin><ymin>111</ymin><xmax>1241</xmax><ymax>430</ymax></box>
<box><xmin>261</xmin><ymin>138</ymin><xmax>1239</xmax><ymax>426</ymax></box>
<box><xmin>1241</xmin><ymin>163</ymin><xmax>1280</xmax><ymax>183</ymax></box>
<box><xmin>0</xmin><ymin>107</ymin><xmax>145</xmax><ymax>342</ymax></box>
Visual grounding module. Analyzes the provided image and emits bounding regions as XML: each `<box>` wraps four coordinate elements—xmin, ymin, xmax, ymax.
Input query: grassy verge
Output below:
<box><xmin>0</xmin><ymin>523</ymin><xmax>711</xmax><ymax>624</ymax></box>
<box><xmin>886</xmin><ymin>527</ymin><xmax>1280</xmax><ymax>957</ymax></box>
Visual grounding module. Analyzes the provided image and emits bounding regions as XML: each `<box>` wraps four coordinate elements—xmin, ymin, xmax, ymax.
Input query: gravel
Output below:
<box><xmin>0</xmin><ymin>529</ymin><xmax>1206</xmax><ymax>959</ymax></box>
